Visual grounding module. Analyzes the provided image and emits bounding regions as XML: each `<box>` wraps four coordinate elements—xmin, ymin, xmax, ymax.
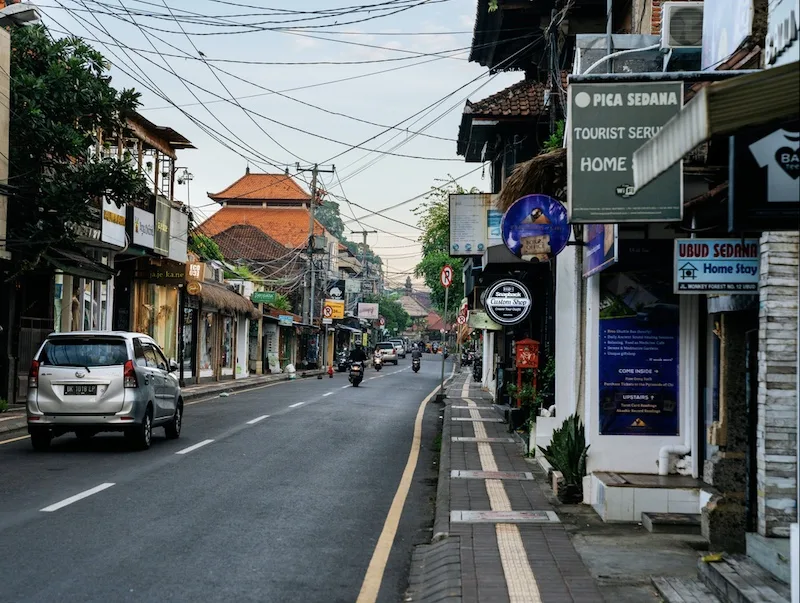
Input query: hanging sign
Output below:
<box><xmin>323</xmin><ymin>299</ymin><xmax>345</xmax><ymax>320</ymax></box>
<box><xmin>357</xmin><ymin>302</ymin><xmax>379</xmax><ymax>320</ymax></box>
<box><xmin>568</xmin><ymin>82</ymin><xmax>683</xmax><ymax>223</ymax></box>
<box><xmin>186</xmin><ymin>281</ymin><xmax>202</xmax><ymax>296</ymax></box>
<box><xmin>327</xmin><ymin>279</ymin><xmax>346</xmax><ymax>301</ymax></box>
<box><xmin>674</xmin><ymin>239</ymin><xmax>760</xmax><ymax>293</ymax></box>
<box><xmin>449</xmin><ymin>193</ymin><xmax>503</xmax><ymax>255</ymax></box>
<box><xmin>583</xmin><ymin>224</ymin><xmax>619</xmax><ymax>277</ymax></box>
<box><xmin>251</xmin><ymin>291</ymin><xmax>277</xmax><ymax>304</ymax></box>
<box><xmin>483</xmin><ymin>279</ymin><xmax>532</xmax><ymax>326</ymax></box>
<box><xmin>278</xmin><ymin>315</ymin><xmax>294</xmax><ymax>327</ymax></box>
<box><xmin>501</xmin><ymin>194</ymin><xmax>570</xmax><ymax>262</ymax></box>
<box><xmin>729</xmin><ymin>120</ymin><xmax>800</xmax><ymax>231</ymax></box>
<box><xmin>468</xmin><ymin>310</ymin><xmax>502</xmax><ymax>331</ymax></box>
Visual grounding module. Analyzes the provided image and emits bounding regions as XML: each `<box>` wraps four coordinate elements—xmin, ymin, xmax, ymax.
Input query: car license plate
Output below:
<box><xmin>64</xmin><ymin>384</ymin><xmax>97</xmax><ymax>396</ymax></box>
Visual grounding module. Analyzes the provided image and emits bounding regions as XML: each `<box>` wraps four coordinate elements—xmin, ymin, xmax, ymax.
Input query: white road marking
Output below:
<box><xmin>323</xmin><ymin>392</ymin><xmax>333</xmax><ymax>397</ymax></box>
<box><xmin>289</xmin><ymin>402</ymin><xmax>304</xmax><ymax>408</ymax></box>
<box><xmin>40</xmin><ymin>483</ymin><xmax>115</xmax><ymax>512</ymax></box>
<box><xmin>175</xmin><ymin>439</ymin><xmax>214</xmax><ymax>455</ymax></box>
<box><xmin>340</xmin><ymin>385</ymin><xmax>350</xmax><ymax>389</ymax></box>
<box><xmin>246</xmin><ymin>415</ymin><xmax>270</xmax><ymax>425</ymax></box>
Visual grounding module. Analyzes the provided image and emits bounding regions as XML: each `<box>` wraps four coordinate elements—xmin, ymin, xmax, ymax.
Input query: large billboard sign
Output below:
<box><xmin>568</xmin><ymin>82</ymin><xmax>683</xmax><ymax>223</ymax></box>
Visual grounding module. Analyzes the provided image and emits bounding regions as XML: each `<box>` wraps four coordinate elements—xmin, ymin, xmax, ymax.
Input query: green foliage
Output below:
<box><xmin>488</xmin><ymin>0</ymin><xmax>499</xmax><ymax>12</ymax></box>
<box><xmin>414</xmin><ymin>177</ymin><xmax>478</xmax><ymax>313</ymax></box>
<box><xmin>315</xmin><ymin>200</ymin><xmax>346</xmax><ymax>240</ymax></box>
<box><xmin>542</xmin><ymin>120</ymin><xmax>565</xmax><ymax>153</ymax></box>
<box><xmin>270</xmin><ymin>293</ymin><xmax>292</xmax><ymax>312</ymax></box>
<box><xmin>8</xmin><ymin>26</ymin><xmax>150</xmax><ymax>270</ymax></box>
<box><xmin>0</xmin><ymin>399</ymin><xmax>7</xmax><ymax>413</ymax></box>
<box><xmin>366</xmin><ymin>294</ymin><xmax>410</xmax><ymax>334</ymax></box>
<box><xmin>189</xmin><ymin>232</ymin><xmax>225</xmax><ymax>262</ymax></box>
<box><xmin>538</xmin><ymin>414</ymin><xmax>589</xmax><ymax>502</ymax></box>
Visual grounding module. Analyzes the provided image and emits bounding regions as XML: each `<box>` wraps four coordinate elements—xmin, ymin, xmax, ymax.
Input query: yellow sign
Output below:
<box><xmin>186</xmin><ymin>281</ymin><xmax>202</xmax><ymax>296</ymax></box>
<box><xmin>323</xmin><ymin>299</ymin><xmax>345</xmax><ymax>320</ymax></box>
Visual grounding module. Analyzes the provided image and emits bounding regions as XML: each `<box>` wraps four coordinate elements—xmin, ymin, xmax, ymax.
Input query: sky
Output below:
<box><xmin>38</xmin><ymin>0</ymin><xmax>520</xmax><ymax>289</ymax></box>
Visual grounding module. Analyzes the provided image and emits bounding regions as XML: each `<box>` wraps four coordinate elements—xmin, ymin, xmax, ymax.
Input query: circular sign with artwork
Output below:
<box><xmin>501</xmin><ymin>194</ymin><xmax>570</xmax><ymax>262</ymax></box>
<box><xmin>484</xmin><ymin>279</ymin><xmax>532</xmax><ymax>326</ymax></box>
<box><xmin>186</xmin><ymin>281</ymin><xmax>202</xmax><ymax>296</ymax></box>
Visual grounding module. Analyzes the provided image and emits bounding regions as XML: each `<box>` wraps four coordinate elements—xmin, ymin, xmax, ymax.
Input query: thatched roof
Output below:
<box><xmin>198</xmin><ymin>281</ymin><xmax>259</xmax><ymax>319</ymax></box>
<box><xmin>496</xmin><ymin>148</ymin><xmax>566</xmax><ymax>212</ymax></box>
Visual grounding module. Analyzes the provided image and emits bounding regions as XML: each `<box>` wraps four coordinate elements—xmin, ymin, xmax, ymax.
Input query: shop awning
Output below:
<box><xmin>197</xmin><ymin>281</ymin><xmax>259</xmax><ymax>319</ymax></box>
<box><xmin>336</xmin><ymin>325</ymin><xmax>362</xmax><ymax>334</ymax></box>
<box><xmin>44</xmin><ymin>248</ymin><xmax>115</xmax><ymax>281</ymax></box>
<box><xmin>633</xmin><ymin>62</ymin><xmax>800</xmax><ymax>190</ymax></box>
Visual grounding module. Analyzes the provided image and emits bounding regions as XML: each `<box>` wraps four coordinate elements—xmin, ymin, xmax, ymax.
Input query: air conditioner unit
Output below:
<box><xmin>661</xmin><ymin>1</ymin><xmax>704</xmax><ymax>51</ymax></box>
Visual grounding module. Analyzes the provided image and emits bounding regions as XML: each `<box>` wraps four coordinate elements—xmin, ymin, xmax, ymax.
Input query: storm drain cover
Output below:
<box><xmin>451</xmin><ymin>470</ymin><xmax>533</xmax><ymax>480</ymax></box>
<box><xmin>451</xmin><ymin>437</ymin><xmax>515</xmax><ymax>443</ymax></box>
<box><xmin>450</xmin><ymin>510</ymin><xmax>560</xmax><ymax>523</ymax></box>
<box><xmin>452</xmin><ymin>417</ymin><xmax>504</xmax><ymax>423</ymax></box>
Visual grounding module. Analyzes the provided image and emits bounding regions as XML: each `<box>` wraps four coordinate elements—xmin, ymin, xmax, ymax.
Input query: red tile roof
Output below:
<box><xmin>427</xmin><ymin>311</ymin><xmax>445</xmax><ymax>331</ymax></box>
<box><xmin>211</xmin><ymin>224</ymin><xmax>289</xmax><ymax>261</ymax></box>
<box><xmin>464</xmin><ymin>79</ymin><xmax>548</xmax><ymax>118</ymax></box>
<box><xmin>197</xmin><ymin>207</ymin><xmax>325</xmax><ymax>249</ymax></box>
<box><xmin>208</xmin><ymin>172</ymin><xmax>310</xmax><ymax>202</ymax></box>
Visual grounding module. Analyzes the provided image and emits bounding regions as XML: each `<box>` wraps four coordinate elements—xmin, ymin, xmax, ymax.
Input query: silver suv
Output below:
<box><xmin>27</xmin><ymin>332</ymin><xmax>183</xmax><ymax>451</ymax></box>
<box><xmin>388</xmin><ymin>339</ymin><xmax>406</xmax><ymax>359</ymax></box>
<box><xmin>375</xmin><ymin>342</ymin><xmax>398</xmax><ymax>365</ymax></box>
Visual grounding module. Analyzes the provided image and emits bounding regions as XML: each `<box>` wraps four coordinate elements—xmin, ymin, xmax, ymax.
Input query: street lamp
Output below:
<box><xmin>175</xmin><ymin>167</ymin><xmax>193</xmax><ymax>207</ymax></box>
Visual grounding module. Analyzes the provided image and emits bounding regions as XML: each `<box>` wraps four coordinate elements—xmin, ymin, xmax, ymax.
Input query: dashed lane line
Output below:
<box><xmin>40</xmin><ymin>483</ymin><xmax>115</xmax><ymax>513</ymax></box>
<box><xmin>323</xmin><ymin>392</ymin><xmax>333</xmax><ymax>397</ymax></box>
<box><xmin>289</xmin><ymin>402</ymin><xmax>305</xmax><ymax>408</ymax></box>
<box><xmin>246</xmin><ymin>415</ymin><xmax>270</xmax><ymax>425</ymax></box>
<box><xmin>175</xmin><ymin>439</ymin><xmax>214</xmax><ymax>455</ymax></box>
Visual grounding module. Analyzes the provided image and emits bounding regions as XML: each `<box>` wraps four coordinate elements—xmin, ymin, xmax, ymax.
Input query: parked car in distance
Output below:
<box><xmin>388</xmin><ymin>339</ymin><xmax>406</xmax><ymax>359</ymax></box>
<box><xmin>375</xmin><ymin>342</ymin><xmax>398</xmax><ymax>365</ymax></box>
<box><xmin>27</xmin><ymin>331</ymin><xmax>183</xmax><ymax>451</ymax></box>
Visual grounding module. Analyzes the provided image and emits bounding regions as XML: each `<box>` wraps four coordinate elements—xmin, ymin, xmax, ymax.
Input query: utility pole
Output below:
<box><xmin>298</xmin><ymin>163</ymin><xmax>335</xmax><ymax>367</ymax></box>
<box><xmin>351</xmin><ymin>229</ymin><xmax>377</xmax><ymax>345</ymax></box>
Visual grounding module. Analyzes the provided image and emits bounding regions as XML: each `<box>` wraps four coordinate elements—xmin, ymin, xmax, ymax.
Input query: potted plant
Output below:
<box><xmin>538</xmin><ymin>414</ymin><xmax>589</xmax><ymax>503</ymax></box>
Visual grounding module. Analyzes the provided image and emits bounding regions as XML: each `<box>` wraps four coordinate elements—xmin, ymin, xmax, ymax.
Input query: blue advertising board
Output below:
<box><xmin>278</xmin><ymin>315</ymin><xmax>294</xmax><ymax>327</ymax></box>
<box><xmin>501</xmin><ymin>194</ymin><xmax>570</xmax><ymax>262</ymax></box>
<box><xmin>598</xmin><ymin>271</ymin><xmax>679</xmax><ymax>436</ymax></box>
<box><xmin>583</xmin><ymin>224</ymin><xmax>618</xmax><ymax>277</ymax></box>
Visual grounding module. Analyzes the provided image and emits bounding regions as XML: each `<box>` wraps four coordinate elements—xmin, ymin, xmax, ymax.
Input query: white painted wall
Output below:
<box><xmin>555</xmin><ymin>245</ymin><xmax>581</xmax><ymax>418</ymax></box>
<box><xmin>584</xmin><ymin>274</ymin><xmax>699</xmax><ymax>475</ymax></box>
<box><xmin>235</xmin><ymin>317</ymin><xmax>249</xmax><ymax>379</ymax></box>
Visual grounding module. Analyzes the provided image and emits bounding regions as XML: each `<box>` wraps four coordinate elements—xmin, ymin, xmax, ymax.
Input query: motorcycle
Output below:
<box><xmin>460</xmin><ymin>351</ymin><xmax>471</xmax><ymax>366</ymax></box>
<box><xmin>349</xmin><ymin>361</ymin><xmax>364</xmax><ymax>386</ymax></box>
<box><xmin>472</xmin><ymin>357</ymin><xmax>482</xmax><ymax>382</ymax></box>
<box><xmin>412</xmin><ymin>356</ymin><xmax>421</xmax><ymax>373</ymax></box>
<box><xmin>337</xmin><ymin>352</ymin><xmax>351</xmax><ymax>373</ymax></box>
<box><xmin>374</xmin><ymin>353</ymin><xmax>383</xmax><ymax>371</ymax></box>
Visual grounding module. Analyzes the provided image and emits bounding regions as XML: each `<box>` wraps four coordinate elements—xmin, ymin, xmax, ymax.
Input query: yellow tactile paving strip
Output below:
<box><xmin>457</xmin><ymin>379</ymin><xmax>543</xmax><ymax>601</ymax></box>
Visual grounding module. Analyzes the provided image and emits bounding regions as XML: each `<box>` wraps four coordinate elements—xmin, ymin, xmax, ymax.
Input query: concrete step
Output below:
<box><xmin>652</xmin><ymin>576</ymin><xmax>723</xmax><ymax>603</ymax></box>
<box><xmin>642</xmin><ymin>512</ymin><xmax>702</xmax><ymax>535</ymax></box>
<box><xmin>697</xmin><ymin>554</ymin><xmax>791</xmax><ymax>603</ymax></box>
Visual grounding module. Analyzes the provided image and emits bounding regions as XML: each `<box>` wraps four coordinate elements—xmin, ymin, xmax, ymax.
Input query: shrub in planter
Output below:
<box><xmin>537</xmin><ymin>414</ymin><xmax>589</xmax><ymax>503</ymax></box>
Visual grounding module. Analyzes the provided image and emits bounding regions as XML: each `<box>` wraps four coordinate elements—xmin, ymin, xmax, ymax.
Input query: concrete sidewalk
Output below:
<box><xmin>407</xmin><ymin>372</ymin><xmax>604</xmax><ymax>603</ymax></box>
<box><xmin>0</xmin><ymin>369</ymin><xmax>324</xmax><ymax>436</ymax></box>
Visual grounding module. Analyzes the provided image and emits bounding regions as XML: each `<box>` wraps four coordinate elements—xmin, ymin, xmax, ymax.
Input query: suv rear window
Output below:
<box><xmin>376</xmin><ymin>343</ymin><xmax>395</xmax><ymax>350</ymax></box>
<box><xmin>39</xmin><ymin>338</ymin><xmax>129</xmax><ymax>367</ymax></box>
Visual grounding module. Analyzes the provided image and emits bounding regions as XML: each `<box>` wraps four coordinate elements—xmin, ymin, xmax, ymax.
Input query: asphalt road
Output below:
<box><xmin>0</xmin><ymin>355</ymin><xmax>451</xmax><ymax>603</ymax></box>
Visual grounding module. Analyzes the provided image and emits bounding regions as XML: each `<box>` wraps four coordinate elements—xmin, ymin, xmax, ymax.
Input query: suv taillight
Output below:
<box><xmin>123</xmin><ymin>360</ymin><xmax>138</xmax><ymax>388</ymax></box>
<box><xmin>28</xmin><ymin>359</ymin><xmax>39</xmax><ymax>388</ymax></box>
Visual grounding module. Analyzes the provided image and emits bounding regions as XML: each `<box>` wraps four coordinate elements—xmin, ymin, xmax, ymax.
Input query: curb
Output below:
<box><xmin>0</xmin><ymin>415</ymin><xmax>26</xmax><ymax>435</ymax></box>
<box><xmin>182</xmin><ymin>369</ymin><xmax>325</xmax><ymax>402</ymax></box>
<box><xmin>432</xmin><ymin>401</ymin><xmax>452</xmax><ymax>542</ymax></box>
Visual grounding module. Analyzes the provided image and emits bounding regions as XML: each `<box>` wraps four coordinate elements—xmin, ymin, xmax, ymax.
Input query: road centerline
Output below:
<box><xmin>246</xmin><ymin>415</ymin><xmax>270</xmax><ymax>425</ymax></box>
<box><xmin>40</xmin><ymin>483</ymin><xmax>115</xmax><ymax>513</ymax></box>
<box><xmin>323</xmin><ymin>392</ymin><xmax>333</xmax><ymax>397</ymax></box>
<box><xmin>175</xmin><ymin>439</ymin><xmax>214</xmax><ymax>455</ymax></box>
<box><xmin>289</xmin><ymin>402</ymin><xmax>305</xmax><ymax>408</ymax></box>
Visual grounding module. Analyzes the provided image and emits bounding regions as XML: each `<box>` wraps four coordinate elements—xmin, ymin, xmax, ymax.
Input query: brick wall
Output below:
<box><xmin>756</xmin><ymin>231</ymin><xmax>799</xmax><ymax>538</ymax></box>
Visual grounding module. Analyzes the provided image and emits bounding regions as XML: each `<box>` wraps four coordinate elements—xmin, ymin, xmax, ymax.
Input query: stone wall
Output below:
<box><xmin>757</xmin><ymin>231</ymin><xmax>799</xmax><ymax>538</ymax></box>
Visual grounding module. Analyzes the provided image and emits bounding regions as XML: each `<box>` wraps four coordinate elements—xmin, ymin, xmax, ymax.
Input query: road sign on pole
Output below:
<box><xmin>440</xmin><ymin>265</ymin><xmax>453</xmax><ymax>288</ymax></box>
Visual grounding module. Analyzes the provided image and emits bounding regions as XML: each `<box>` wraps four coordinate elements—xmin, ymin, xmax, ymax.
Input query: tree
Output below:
<box><xmin>414</xmin><ymin>177</ymin><xmax>478</xmax><ymax>315</ymax></box>
<box><xmin>188</xmin><ymin>232</ymin><xmax>225</xmax><ymax>262</ymax></box>
<box><xmin>8</xmin><ymin>26</ymin><xmax>150</xmax><ymax>270</ymax></box>
<box><xmin>315</xmin><ymin>200</ymin><xmax>345</xmax><ymax>240</ymax></box>
<box><xmin>366</xmin><ymin>294</ymin><xmax>410</xmax><ymax>334</ymax></box>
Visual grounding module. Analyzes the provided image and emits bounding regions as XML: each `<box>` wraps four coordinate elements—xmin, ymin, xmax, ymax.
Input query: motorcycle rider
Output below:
<box><xmin>411</xmin><ymin>344</ymin><xmax>422</xmax><ymax>360</ymax></box>
<box><xmin>349</xmin><ymin>343</ymin><xmax>367</xmax><ymax>363</ymax></box>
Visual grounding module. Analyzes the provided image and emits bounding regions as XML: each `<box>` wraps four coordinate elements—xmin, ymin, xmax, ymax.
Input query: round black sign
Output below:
<box><xmin>484</xmin><ymin>279</ymin><xmax>532</xmax><ymax>326</ymax></box>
